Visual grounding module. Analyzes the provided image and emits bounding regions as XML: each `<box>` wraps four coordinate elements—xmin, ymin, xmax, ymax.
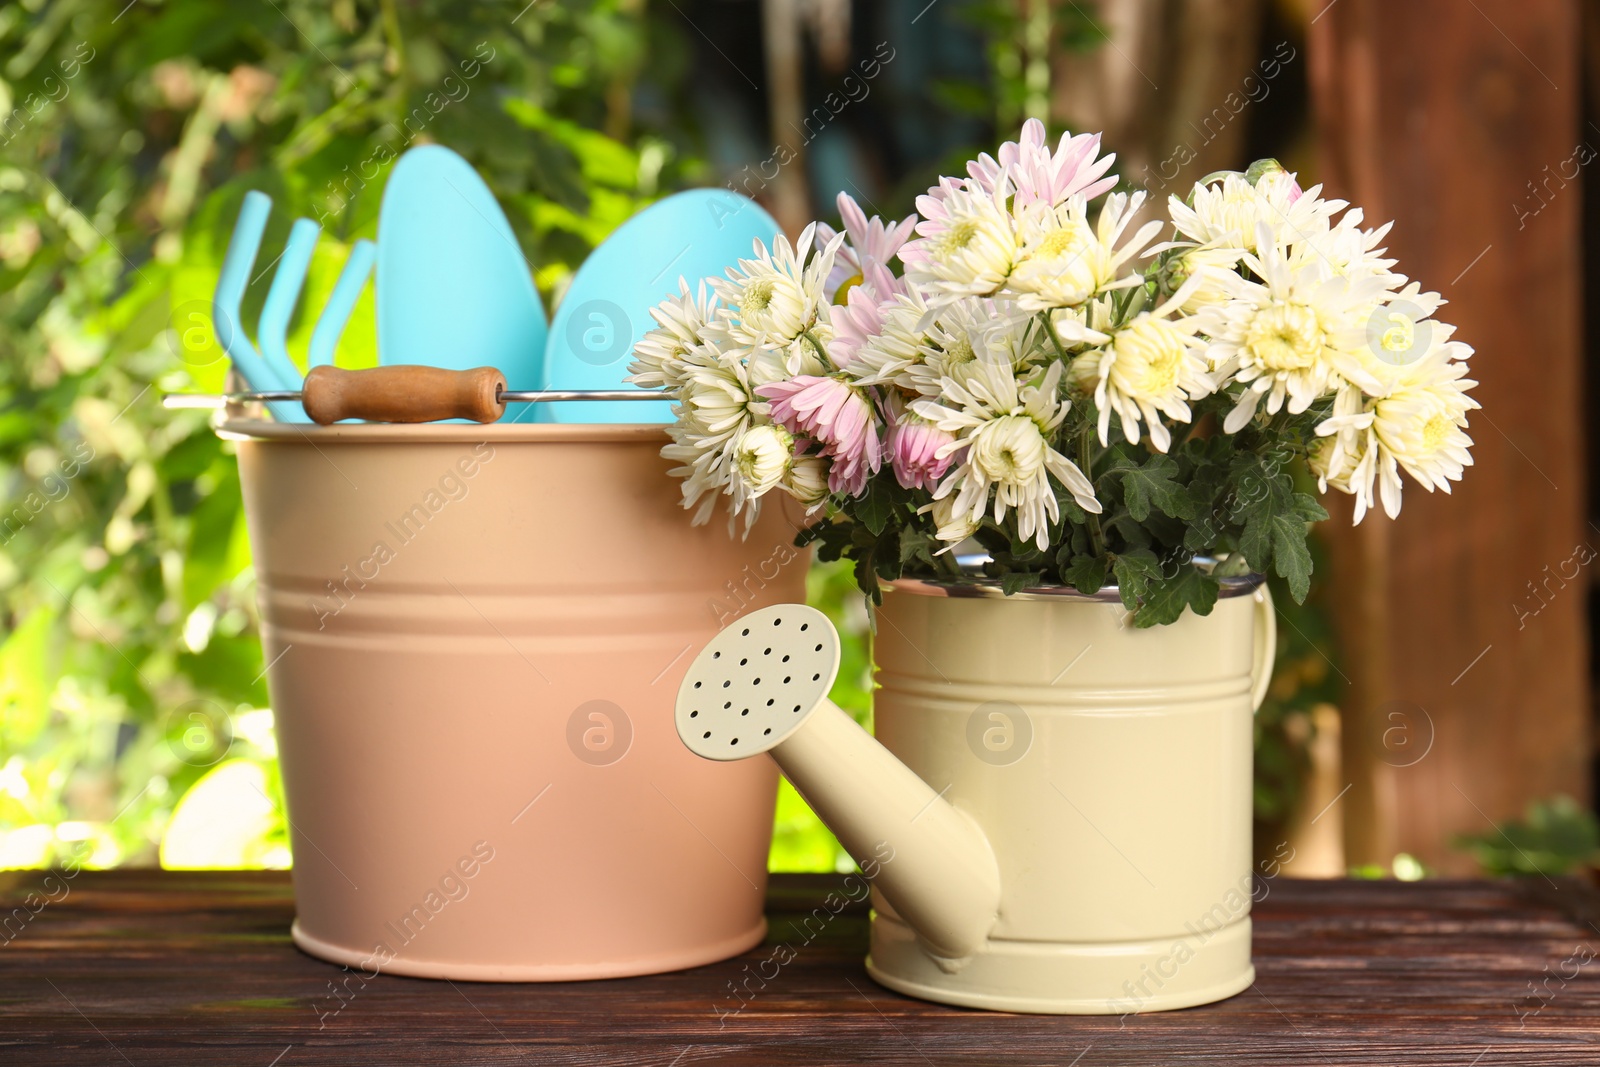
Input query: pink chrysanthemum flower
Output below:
<box><xmin>968</xmin><ymin>117</ymin><xmax>1118</xmax><ymax>207</ymax></box>
<box><xmin>828</xmin><ymin>261</ymin><xmax>901</xmax><ymax>369</ymax></box>
<box><xmin>887</xmin><ymin>413</ymin><xmax>957</xmax><ymax>491</ymax></box>
<box><xmin>906</xmin><ymin>121</ymin><xmax>1118</xmax><ymax>264</ymax></box>
<box><xmin>755</xmin><ymin>375</ymin><xmax>882</xmax><ymax>496</ymax></box>
<box><xmin>816</xmin><ymin>192</ymin><xmax>916</xmax><ymax>300</ymax></box>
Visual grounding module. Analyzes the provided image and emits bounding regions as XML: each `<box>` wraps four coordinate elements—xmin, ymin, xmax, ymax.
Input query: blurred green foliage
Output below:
<box><xmin>0</xmin><ymin>0</ymin><xmax>709</xmax><ymax>869</ymax></box>
<box><xmin>1455</xmin><ymin>796</ymin><xmax>1600</xmax><ymax>879</ymax></box>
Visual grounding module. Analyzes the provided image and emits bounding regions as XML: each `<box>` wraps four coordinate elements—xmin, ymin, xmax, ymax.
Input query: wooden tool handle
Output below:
<box><xmin>301</xmin><ymin>365</ymin><xmax>508</xmax><ymax>425</ymax></box>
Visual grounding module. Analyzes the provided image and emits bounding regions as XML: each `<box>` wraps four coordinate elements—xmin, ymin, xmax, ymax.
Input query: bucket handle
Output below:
<box><xmin>1250</xmin><ymin>582</ymin><xmax>1276</xmax><ymax>712</ymax></box>
<box><xmin>163</xmin><ymin>365</ymin><xmax>667</xmax><ymax>424</ymax></box>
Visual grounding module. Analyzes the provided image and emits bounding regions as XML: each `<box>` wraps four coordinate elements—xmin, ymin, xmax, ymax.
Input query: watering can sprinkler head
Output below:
<box><xmin>675</xmin><ymin>604</ymin><xmax>1002</xmax><ymax>962</ymax></box>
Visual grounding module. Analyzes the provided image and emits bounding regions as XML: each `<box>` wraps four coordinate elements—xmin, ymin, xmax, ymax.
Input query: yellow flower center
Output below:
<box><xmin>1246</xmin><ymin>303</ymin><xmax>1324</xmax><ymax>372</ymax></box>
<box><xmin>937</xmin><ymin>220</ymin><xmax>980</xmax><ymax>258</ymax></box>
<box><xmin>1035</xmin><ymin>226</ymin><xmax>1089</xmax><ymax>261</ymax></box>
<box><xmin>832</xmin><ymin>272</ymin><xmax>864</xmax><ymax>305</ymax></box>
<box><xmin>741</xmin><ymin>278</ymin><xmax>775</xmax><ymax>315</ymax></box>
<box><xmin>972</xmin><ymin>415</ymin><xmax>1045</xmax><ymax>485</ymax></box>
<box><xmin>1422</xmin><ymin>413</ymin><xmax>1452</xmax><ymax>452</ymax></box>
<box><xmin>1379</xmin><ymin>311</ymin><xmax>1416</xmax><ymax>354</ymax></box>
<box><xmin>943</xmin><ymin>337</ymin><xmax>975</xmax><ymax>364</ymax></box>
<box><xmin>1116</xmin><ymin>319</ymin><xmax>1185</xmax><ymax>396</ymax></box>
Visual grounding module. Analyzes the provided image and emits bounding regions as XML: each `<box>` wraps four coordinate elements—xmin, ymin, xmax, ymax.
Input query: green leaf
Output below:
<box><xmin>0</xmin><ymin>606</ymin><xmax>61</xmax><ymax>750</ymax></box>
<box><xmin>1062</xmin><ymin>554</ymin><xmax>1108</xmax><ymax>595</ymax></box>
<box><xmin>1111</xmin><ymin>548</ymin><xmax>1161</xmax><ymax>612</ymax></box>
<box><xmin>898</xmin><ymin>525</ymin><xmax>938</xmax><ymax>569</ymax></box>
<box><xmin>1133</xmin><ymin>566</ymin><xmax>1220</xmax><ymax>628</ymax></box>
<box><xmin>1107</xmin><ymin>452</ymin><xmax>1197</xmax><ymax>523</ymax></box>
<box><xmin>855</xmin><ymin>481</ymin><xmax>898</xmax><ymax>537</ymax></box>
<box><xmin>1234</xmin><ymin>461</ymin><xmax>1326</xmax><ymax>602</ymax></box>
<box><xmin>999</xmin><ymin>570</ymin><xmax>1043</xmax><ymax>596</ymax></box>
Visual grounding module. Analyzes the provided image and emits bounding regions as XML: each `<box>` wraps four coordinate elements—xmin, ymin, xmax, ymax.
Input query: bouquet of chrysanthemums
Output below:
<box><xmin>629</xmin><ymin>121</ymin><xmax>1477</xmax><ymax>626</ymax></box>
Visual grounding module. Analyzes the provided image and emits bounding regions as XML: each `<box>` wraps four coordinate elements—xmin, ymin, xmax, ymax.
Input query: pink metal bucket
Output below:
<box><xmin>224</xmin><ymin>418</ymin><xmax>805</xmax><ymax>980</ymax></box>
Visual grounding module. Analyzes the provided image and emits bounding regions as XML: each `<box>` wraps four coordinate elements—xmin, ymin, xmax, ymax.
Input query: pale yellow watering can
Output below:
<box><xmin>674</xmin><ymin>579</ymin><xmax>1275</xmax><ymax>1015</ymax></box>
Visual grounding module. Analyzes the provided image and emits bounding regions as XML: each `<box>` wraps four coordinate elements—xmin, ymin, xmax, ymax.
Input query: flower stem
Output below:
<box><xmin>1038</xmin><ymin>311</ymin><xmax>1070</xmax><ymax>362</ymax></box>
<box><xmin>803</xmin><ymin>329</ymin><xmax>834</xmax><ymax>371</ymax></box>
<box><xmin>933</xmin><ymin>547</ymin><xmax>963</xmax><ymax>579</ymax></box>
<box><xmin>1078</xmin><ymin>423</ymin><xmax>1107</xmax><ymax>557</ymax></box>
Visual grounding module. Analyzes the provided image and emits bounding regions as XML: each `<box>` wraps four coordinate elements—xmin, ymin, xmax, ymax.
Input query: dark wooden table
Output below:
<box><xmin>4</xmin><ymin>871</ymin><xmax>1600</xmax><ymax>1065</ymax></box>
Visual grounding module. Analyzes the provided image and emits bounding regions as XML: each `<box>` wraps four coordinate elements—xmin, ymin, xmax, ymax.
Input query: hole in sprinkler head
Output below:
<box><xmin>741</xmin><ymin>709</ymin><xmax>749</xmax><ymax>716</ymax></box>
<box><xmin>690</xmin><ymin>710</ymin><xmax>698</xmax><ymax>718</ymax></box>
<box><xmin>739</xmin><ymin>658</ymin><xmax>747</xmax><ymax>666</ymax></box>
<box><xmin>764</xmin><ymin>648</ymin><xmax>771</xmax><ymax>655</ymax></box>
<box><xmin>693</xmin><ymin>681</ymin><xmax>701</xmax><ymax>689</ymax></box>
<box><xmin>764</xmin><ymin>728</ymin><xmax>772</xmax><ymax>735</ymax></box>
<box><xmin>723</xmin><ymin>681</ymin><xmax>731</xmax><ymax>688</ymax></box>
<box><xmin>812</xmin><ymin>673</ymin><xmax>820</xmax><ymax>681</ymax></box>
<box><xmin>782</xmin><ymin>655</ymin><xmax>790</xmax><ymax>662</ymax></box>
<box><xmin>741</xmin><ymin>628</ymin><xmax>749</xmax><ymax>636</ymax></box>
<box><xmin>724</xmin><ymin>701</ymin><xmax>732</xmax><ymax>709</ymax></box>
<box><xmin>774</xmin><ymin>618</ymin><xmax>782</xmax><ymax>626</ymax></box>
<box><xmin>702</xmin><ymin>731</ymin><xmax>711</xmax><ymax>739</ymax></box>
<box><xmin>814</xmin><ymin>644</ymin><xmax>822</xmax><ymax>651</ymax></box>
<box><xmin>793</xmin><ymin>704</ymin><xmax>801</xmax><ymax>712</ymax></box>
<box><xmin>766</xmin><ymin>698</ymin><xmax>775</xmax><ymax>706</ymax></box>
<box><xmin>801</xmin><ymin>623</ymin><xmax>809</xmax><ymax>631</ymax></box>
<box><xmin>713</xmin><ymin>651</ymin><xmax>721</xmax><ymax>659</ymax></box>
<box><xmin>783</xmin><ymin>676</ymin><xmax>791</xmax><ymax>684</ymax></box>
<box><xmin>730</xmin><ymin>738</ymin><xmax>739</xmax><ymax>746</ymax></box>
<box><xmin>753</xmin><ymin>677</ymin><xmax>761</xmax><ymax>685</ymax></box>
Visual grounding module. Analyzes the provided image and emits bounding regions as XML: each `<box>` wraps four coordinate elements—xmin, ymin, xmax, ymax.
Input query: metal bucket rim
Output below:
<box><xmin>216</xmin><ymin>417</ymin><xmax>669</xmax><ymax>445</ymax></box>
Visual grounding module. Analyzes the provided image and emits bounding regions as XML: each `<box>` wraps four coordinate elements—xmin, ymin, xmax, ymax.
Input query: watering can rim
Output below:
<box><xmin>882</xmin><ymin>570</ymin><xmax>1267</xmax><ymax>603</ymax></box>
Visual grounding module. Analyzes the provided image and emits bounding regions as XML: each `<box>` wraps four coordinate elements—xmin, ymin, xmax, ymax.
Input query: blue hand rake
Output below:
<box><xmin>212</xmin><ymin>190</ymin><xmax>375</xmax><ymax>423</ymax></box>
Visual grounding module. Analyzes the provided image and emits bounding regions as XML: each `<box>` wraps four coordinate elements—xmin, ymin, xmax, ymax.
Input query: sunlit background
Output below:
<box><xmin>1</xmin><ymin>0</ymin><xmax>1593</xmax><ymax>880</ymax></box>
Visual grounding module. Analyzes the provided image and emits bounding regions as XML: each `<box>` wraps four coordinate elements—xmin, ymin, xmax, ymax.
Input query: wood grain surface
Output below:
<box><xmin>3</xmin><ymin>871</ymin><xmax>1599</xmax><ymax>1065</ymax></box>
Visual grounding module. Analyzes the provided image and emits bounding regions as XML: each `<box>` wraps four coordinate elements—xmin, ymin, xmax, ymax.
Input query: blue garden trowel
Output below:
<box><xmin>535</xmin><ymin>189</ymin><xmax>781</xmax><ymax>424</ymax></box>
<box><xmin>376</xmin><ymin>145</ymin><xmax>548</xmax><ymax>392</ymax></box>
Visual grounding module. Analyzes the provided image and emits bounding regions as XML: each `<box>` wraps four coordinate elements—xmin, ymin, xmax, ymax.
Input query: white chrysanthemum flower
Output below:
<box><xmin>895</xmin><ymin>299</ymin><xmax>1047</xmax><ymax>398</ymax></box>
<box><xmin>732</xmin><ymin>423</ymin><xmax>795</xmax><ymax>496</ymax></box>
<box><xmin>1201</xmin><ymin>225</ymin><xmax>1395</xmax><ymax>432</ymax></box>
<box><xmin>901</xmin><ymin>177</ymin><xmax>1018</xmax><ymax>305</ymax></box>
<box><xmin>1161</xmin><ymin>242</ymin><xmax>1246</xmax><ymax>313</ymax></box>
<box><xmin>1078</xmin><ymin>304</ymin><xmax>1213</xmax><ymax>452</ymax></box>
<box><xmin>1308</xmin><ymin>415</ymin><xmax>1378</xmax><ymax>519</ymax></box>
<box><xmin>1007</xmin><ymin>191</ymin><xmax>1162</xmax><ymax>312</ymax></box>
<box><xmin>920</xmin><ymin>493</ymin><xmax>980</xmax><ymax>549</ymax></box>
<box><xmin>911</xmin><ymin>361</ymin><xmax>1100</xmax><ymax>551</ymax></box>
<box><xmin>660</xmin><ymin>355</ymin><xmax>760</xmax><ymax>527</ymax></box>
<box><xmin>628</xmin><ymin>279</ymin><xmax>719</xmax><ymax>392</ymax></box>
<box><xmin>1334</xmin><ymin>282</ymin><xmax>1455</xmax><ymax>390</ymax></box>
<box><xmin>848</xmin><ymin>286</ymin><xmax>930</xmax><ymax>389</ymax></box>
<box><xmin>1306</xmin><ymin>378</ymin><xmax>1368</xmax><ymax>499</ymax></box>
<box><xmin>782</xmin><ymin>454</ymin><xmax>830</xmax><ymax>509</ymax></box>
<box><xmin>1295</xmin><ymin>206</ymin><xmax>1398</xmax><ymax>283</ymax></box>
<box><xmin>1169</xmin><ymin>172</ymin><xmax>1343</xmax><ymax>255</ymax></box>
<box><xmin>1372</xmin><ymin>359</ymin><xmax>1478</xmax><ymax>493</ymax></box>
<box><xmin>747</xmin><ymin>325</ymin><xmax>832</xmax><ymax>391</ymax></box>
<box><xmin>713</xmin><ymin>224</ymin><xmax>844</xmax><ymax>350</ymax></box>
<box><xmin>1313</xmin><ymin>352</ymin><xmax>1478</xmax><ymax>522</ymax></box>
<box><xmin>675</xmin><ymin>355</ymin><xmax>754</xmax><ymax>444</ymax></box>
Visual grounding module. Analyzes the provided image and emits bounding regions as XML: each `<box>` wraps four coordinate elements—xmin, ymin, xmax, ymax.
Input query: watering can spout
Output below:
<box><xmin>675</xmin><ymin>605</ymin><xmax>1002</xmax><ymax>961</ymax></box>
